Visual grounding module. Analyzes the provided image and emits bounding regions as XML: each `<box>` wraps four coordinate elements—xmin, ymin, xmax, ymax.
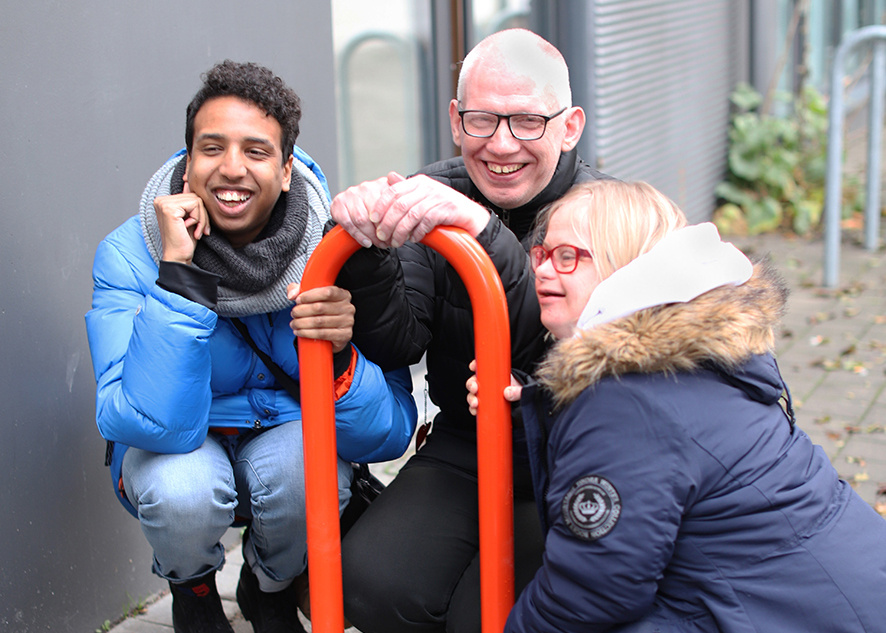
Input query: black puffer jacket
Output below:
<box><xmin>337</xmin><ymin>150</ymin><xmax>606</xmax><ymax>460</ymax></box>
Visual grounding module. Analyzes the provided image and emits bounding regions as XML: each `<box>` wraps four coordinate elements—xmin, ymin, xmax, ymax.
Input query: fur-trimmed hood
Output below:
<box><xmin>537</xmin><ymin>261</ymin><xmax>788</xmax><ymax>407</ymax></box>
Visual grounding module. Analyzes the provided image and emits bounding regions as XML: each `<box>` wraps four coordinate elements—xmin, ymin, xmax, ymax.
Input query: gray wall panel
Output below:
<box><xmin>590</xmin><ymin>0</ymin><xmax>742</xmax><ymax>223</ymax></box>
<box><xmin>0</xmin><ymin>3</ymin><xmax>338</xmax><ymax>631</ymax></box>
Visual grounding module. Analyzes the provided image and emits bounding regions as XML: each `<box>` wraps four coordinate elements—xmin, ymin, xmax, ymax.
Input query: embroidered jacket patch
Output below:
<box><xmin>561</xmin><ymin>475</ymin><xmax>621</xmax><ymax>540</ymax></box>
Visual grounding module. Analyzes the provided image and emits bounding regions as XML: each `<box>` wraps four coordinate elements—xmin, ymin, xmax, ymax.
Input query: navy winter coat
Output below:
<box><xmin>510</xmin><ymin>264</ymin><xmax>886</xmax><ymax>632</ymax></box>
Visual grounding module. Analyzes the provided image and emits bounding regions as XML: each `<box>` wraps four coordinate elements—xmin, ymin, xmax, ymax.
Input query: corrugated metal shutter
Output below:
<box><xmin>591</xmin><ymin>0</ymin><xmax>741</xmax><ymax>223</ymax></box>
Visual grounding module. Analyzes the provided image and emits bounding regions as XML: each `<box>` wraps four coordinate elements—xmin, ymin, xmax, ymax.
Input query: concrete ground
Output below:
<box><xmin>106</xmin><ymin>226</ymin><xmax>885</xmax><ymax>633</ymax></box>
<box><xmin>732</xmin><ymin>227</ymin><xmax>886</xmax><ymax>509</ymax></box>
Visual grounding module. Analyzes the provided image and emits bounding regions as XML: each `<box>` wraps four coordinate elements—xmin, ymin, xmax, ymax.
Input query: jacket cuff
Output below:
<box><xmin>333</xmin><ymin>343</ymin><xmax>355</xmax><ymax>379</ymax></box>
<box><xmin>333</xmin><ymin>346</ymin><xmax>358</xmax><ymax>400</ymax></box>
<box><xmin>157</xmin><ymin>261</ymin><xmax>221</xmax><ymax>310</ymax></box>
<box><xmin>474</xmin><ymin>212</ymin><xmax>503</xmax><ymax>250</ymax></box>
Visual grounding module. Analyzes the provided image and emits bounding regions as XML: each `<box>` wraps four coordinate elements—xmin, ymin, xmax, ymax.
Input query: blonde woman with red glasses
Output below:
<box><xmin>468</xmin><ymin>180</ymin><xmax>886</xmax><ymax>632</ymax></box>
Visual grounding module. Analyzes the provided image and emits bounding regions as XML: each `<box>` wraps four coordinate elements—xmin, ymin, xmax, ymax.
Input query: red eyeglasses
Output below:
<box><xmin>530</xmin><ymin>244</ymin><xmax>593</xmax><ymax>274</ymax></box>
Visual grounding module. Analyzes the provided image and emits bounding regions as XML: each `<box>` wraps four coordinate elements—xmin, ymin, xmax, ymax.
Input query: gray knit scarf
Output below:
<box><xmin>140</xmin><ymin>151</ymin><xmax>330</xmax><ymax>317</ymax></box>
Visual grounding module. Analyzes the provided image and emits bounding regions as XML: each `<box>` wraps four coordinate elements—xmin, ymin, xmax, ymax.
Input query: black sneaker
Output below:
<box><xmin>236</xmin><ymin>563</ymin><xmax>307</xmax><ymax>633</ymax></box>
<box><xmin>169</xmin><ymin>571</ymin><xmax>234</xmax><ymax>633</ymax></box>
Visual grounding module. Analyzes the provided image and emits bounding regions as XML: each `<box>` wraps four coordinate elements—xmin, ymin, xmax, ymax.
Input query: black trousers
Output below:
<box><xmin>341</xmin><ymin>431</ymin><xmax>544</xmax><ymax>633</ymax></box>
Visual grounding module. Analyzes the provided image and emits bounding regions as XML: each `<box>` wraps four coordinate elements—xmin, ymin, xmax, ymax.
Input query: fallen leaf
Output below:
<box><xmin>845</xmin><ymin>425</ymin><xmax>862</xmax><ymax>434</ymax></box>
<box><xmin>810</xmin><ymin>357</ymin><xmax>839</xmax><ymax>370</ymax></box>
<box><xmin>874</xmin><ymin>315</ymin><xmax>886</xmax><ymax>324</ymax></box>
<box><xmin>855</xmin><ymin>472</ymin><xmax>870</xmax><ymax>482</ymax></box>
<box><xmin>875</xmin><ymin>502</ymin><xmax>886</xmax><ymax>518</ymax></box>
<box><xmin>826</xmin><ymin>431</ymin><xmax>843</xmax><ymax>441</ymax></box>
<box><xmin>841</xmin><ymin>214</ymin><xmax>864</xmax><ymax>229</ymax></box>
<box><xmin>810</xmin><ymin>335</ymin><xmax>827</xmax><ymax>347</ymax></box>
<box><xmin>839</xmin><ymin>282</ymin><xmax>866</xmax><ymax>297</ymax></box>
<box><xmin>808</xmin><ymin>311</ymin><xmax>836</xmax><ymax>324</ymax></box>
<box><xmin>843</xmin><ymin>306</ymin><xmax>860</xmax><ymax>318</ymax></box>
<box><xmin>813</xmin><ymin>415</ymin><xmax>831</xmax><ymax>425</ymax></box>
<box><xmin>846</xmin><ymin>456</ymin><xmax>867</xmax><ymax>467</ymax></box>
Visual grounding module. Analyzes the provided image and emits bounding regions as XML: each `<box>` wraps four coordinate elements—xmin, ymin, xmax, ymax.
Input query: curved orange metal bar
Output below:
<box><xmin>298</xmin><ymin>225</ymin><xmax>513</xmax><ymax>633</ymax></box>
<box><xmin>421</xmin><ymin>228</ymin><xmax>515</xmax><ymax>633</ymax></box>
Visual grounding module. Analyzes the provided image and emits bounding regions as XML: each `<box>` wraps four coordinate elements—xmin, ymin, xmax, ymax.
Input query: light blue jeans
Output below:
<box><xmin>122</xmin><ymin>420</ymin><xmax>353</xmax><ymax>591</ymax></box>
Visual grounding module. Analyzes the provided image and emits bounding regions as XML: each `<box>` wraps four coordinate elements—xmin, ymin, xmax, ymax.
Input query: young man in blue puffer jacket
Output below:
<box><xmin>85</xmin><ymin>60</ymin><xmax>416</xmax><ymax>633</ymax></box>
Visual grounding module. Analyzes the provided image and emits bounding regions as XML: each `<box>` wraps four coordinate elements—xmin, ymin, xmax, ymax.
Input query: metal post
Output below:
<box><xmin>823</xmin><ymin>32</ymin><xmax>849</xmax><ymax>288</ymax></box>
<box><xmin>866</xmin><ymin>41</ymin><xmax>885</xmax><ymax>251</ymax></box>
<box><xmin>298</xmin><ymin>225</ymin><xmax>514</xmax><ymax>633</ymax></box>
<box><xmin>823</xmin><ymin>25</ymin><xmax>886</xmax><ymax>287</ymax></box>
<box><xmin>422</xmin><ymin>227</ymin><xmax>515</xmax><ymax>632</ymax></box>
<box><xmin>297</xmin><ymin>228</ymin><xmax>361</xmax><ymax>633</ymax></box>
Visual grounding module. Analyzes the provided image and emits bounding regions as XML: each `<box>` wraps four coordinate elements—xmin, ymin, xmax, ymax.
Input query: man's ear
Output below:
<box><xmin>281</xmin><ymin>154</ymin><xmax>294</xmax><ymax>193</ymax></box>
<box><xmin>449</xmin><ymin>99</ymin><xmax>463</xmax><ymax>148</ymax></box>
<box><xmin>183</xmin><ymin>153</ymin><xmax>191</xmax><ymax>187</ymax></box>
<box><xmin>560</xmin><ymin>106</ymin><xmax>586</xmax><ymax>153</ymax></box>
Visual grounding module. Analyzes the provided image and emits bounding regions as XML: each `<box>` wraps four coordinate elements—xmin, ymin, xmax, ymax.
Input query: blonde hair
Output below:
<box><xmin>457</xmin><ymin>28</ymin><xmax>572</xmax><ymax>109</ymax></box>
<box><xmin>534</xmin><ymin>180</ymin><xmax>687</xmax><ymax>280</ymax></box>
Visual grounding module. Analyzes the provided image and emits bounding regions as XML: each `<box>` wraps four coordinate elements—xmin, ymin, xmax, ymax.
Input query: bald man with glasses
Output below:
<box><xmin>331</xmin><ymin>28</ymin><xmax>609</xmax><ymax>633</ymax></box>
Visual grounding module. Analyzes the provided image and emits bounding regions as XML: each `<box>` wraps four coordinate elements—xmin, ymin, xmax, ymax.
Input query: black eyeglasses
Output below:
<box><xmin>458</xmin><ymin>107</ymin><xmax>567</xmax><ymax>141</ymax></box>
<box><xmin>530</xmin><ymin>244</ymin><xmax>592</xmax><ymax>274</ymax></box>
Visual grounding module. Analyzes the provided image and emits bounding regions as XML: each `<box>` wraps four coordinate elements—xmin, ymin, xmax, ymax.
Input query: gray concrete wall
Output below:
<box><xmin>0</xmin><ymin>3</ymin><xmax>339</xmax><ymax>631</ymax></box>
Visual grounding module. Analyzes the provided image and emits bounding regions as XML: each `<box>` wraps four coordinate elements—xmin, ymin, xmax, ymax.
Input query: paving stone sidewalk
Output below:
<box><xmin>732</xmin><ymin>229</ymin><xmax>886</xmax><ymax>509</ymax></box>
<box><xmin>107</xmin><ymin>229</ymin><xmax>885</xmax><ymax>633</ymax></box>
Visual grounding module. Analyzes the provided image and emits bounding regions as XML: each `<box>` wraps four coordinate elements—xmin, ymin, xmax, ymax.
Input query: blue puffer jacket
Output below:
<box><xmin>86</xmin><ymin>149</ymin><xmax>416</xmax><ymax>517</ymax></box>
<box><xmin>509</xmin><ymin>264</ymin><xmax>886</xmax><ymax>632</ymax></box>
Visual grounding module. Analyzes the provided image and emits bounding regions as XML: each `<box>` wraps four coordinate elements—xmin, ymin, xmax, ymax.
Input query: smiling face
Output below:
<box><xmin>185</xmin><ymin>96</ymin><xmax>293</xmax><ymax>248</ymax></box>
<box><xmin>534</xmin><ymin>204</ymin><xmax>600</xmax><ymax>339</ymax></box>
<box><xmin>449</xmin><ymin>65</ymin><xmax>584</xmax><ymax>210</ymax></box>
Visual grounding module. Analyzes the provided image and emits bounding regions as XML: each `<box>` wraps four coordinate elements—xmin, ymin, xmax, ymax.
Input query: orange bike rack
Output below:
<box><xmin>297</xmin><ymin>225</ymin><xmax>514</xmax><ymax>633</ymax></box>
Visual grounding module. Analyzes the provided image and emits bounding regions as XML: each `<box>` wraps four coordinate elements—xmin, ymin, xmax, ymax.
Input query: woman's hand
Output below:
<box><xmin>466</xmin><ymin>359</ymin><xmax>523</xmax><ymax>416</ymax></box>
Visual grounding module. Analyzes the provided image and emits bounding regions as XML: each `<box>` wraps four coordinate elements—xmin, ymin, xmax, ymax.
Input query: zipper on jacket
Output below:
<box><xmin>533</xmin><ymin>390</ymin><xmax>553</xmax><ymax>528</ymax></box>
<box><xmin>772</xmin><ymin>358</ymin><xmax>796</xmax><ymax>433</ymax></box>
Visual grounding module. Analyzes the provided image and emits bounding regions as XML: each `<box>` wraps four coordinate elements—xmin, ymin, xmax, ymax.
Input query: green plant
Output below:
<box><xmin>124</xmin><ymin>593</ymin><xmax>148</xmax><ymax>618</ymax></box>
<box><xmin>93</xmin><ymin>594</ymin><xmax>149</xmax><ymax>632</ymax></box>
<box><xmin>714</xmin><ymin>82</ymin><xmax>862</xmax><ymax>236</ymax></box>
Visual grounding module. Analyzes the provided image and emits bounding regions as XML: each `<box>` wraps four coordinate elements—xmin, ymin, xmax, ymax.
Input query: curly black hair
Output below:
<box><xmin>185</xmin><ymin>60</ymin><xmax>301</xmax><ymax>163</ymax></box>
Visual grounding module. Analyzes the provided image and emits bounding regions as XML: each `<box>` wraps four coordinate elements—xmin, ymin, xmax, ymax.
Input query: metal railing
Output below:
<box><xmin>823</xmin><ymin>25</ymin><xmax>886</xmax><ymax>287</ymax></box>
<box><xmin>297</xmin><ymin>225</ymin><xmax>515</xmax><ymax>633</ymax></box>
<box><xmin>336</xmin><ymin>32</ymin><xmax>431</xmax><ymax>188</ymax></box>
